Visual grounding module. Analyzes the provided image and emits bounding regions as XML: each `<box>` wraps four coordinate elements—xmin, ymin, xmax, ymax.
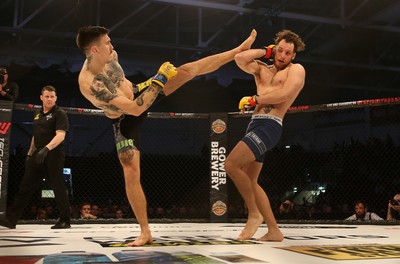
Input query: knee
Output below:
<box><xmin>224</xmin><ymin>158</ymin><xmax>237</xmax><ymax>178</ymax></box>
<box><xmin>118</xmin><ymin>149</ymin><xmax>135</xmax><ymax>166</ymax></box>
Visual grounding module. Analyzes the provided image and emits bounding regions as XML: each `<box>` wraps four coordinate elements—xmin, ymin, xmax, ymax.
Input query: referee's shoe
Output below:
<box><xmin>0</xmin><ymin>218</ymin><xmax>16</xmax><ymax>229</ymax></box>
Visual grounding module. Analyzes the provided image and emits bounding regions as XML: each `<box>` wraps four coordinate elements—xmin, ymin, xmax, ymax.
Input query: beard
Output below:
<box><xmin>356</xmin><ymin>212</ymin><xmax>366</xmax><ymax>219</ymax></box>
<box><xmin>273</xmin><ymin>59</ymin><xmax>291</xmax><ymax>70</ymax></box>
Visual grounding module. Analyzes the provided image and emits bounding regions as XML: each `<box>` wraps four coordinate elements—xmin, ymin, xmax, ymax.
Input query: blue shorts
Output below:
<box><xmin>242</xmin><ymin>115</ymin><xmax>283</xmax><ymax>162</ymax></box>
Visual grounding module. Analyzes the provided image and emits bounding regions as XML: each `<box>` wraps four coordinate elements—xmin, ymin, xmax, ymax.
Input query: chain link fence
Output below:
<box><xmin>6</xmin><ymin>100</ymin><xmax>400</xmax><ymax>222</ymax></box>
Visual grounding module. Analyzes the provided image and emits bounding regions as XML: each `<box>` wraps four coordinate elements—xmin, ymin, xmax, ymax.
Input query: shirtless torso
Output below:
<box><xmin>78</xmin><ymin>51</ymin><xmax>135</xmax><ymax>119</ymax></box>
<box><xmin>252</xmin><ymin>61</ymin><xmax>304</xmax><ymax>119</ymax></box>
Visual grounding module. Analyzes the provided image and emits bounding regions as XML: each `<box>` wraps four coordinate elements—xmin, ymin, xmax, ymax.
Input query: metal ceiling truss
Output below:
<box><xmin>1</xmin><ymin>0</ymin><xmax>400</xmax><ymax>94</ymax></box>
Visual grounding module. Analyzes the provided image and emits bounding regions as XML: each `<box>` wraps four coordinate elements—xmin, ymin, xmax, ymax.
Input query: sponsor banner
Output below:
<box><xmin>209</xmin><ymin>113</ymin><xmax>228</xmax><ymax>222</ymax></box>
<box><xmin>278</xmin><ymin>243</ymin><xmax>400</xmax><ymax>260</ymax></box>
<box><xmin>0</xmin><ymin>101</ymin><xmax>13</xmax><ymax>218</ymax></box>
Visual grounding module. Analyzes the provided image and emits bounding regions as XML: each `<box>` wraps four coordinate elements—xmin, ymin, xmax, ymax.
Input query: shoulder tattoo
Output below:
<box><xmin>89</xmin><ymin>60</ymin><xmax>124</xmax><ymax>103</ymax></box>
<box><xmin>90</xmin><ymin>74</ymin><xmax>117</xmax><ymax>102</ymax></box>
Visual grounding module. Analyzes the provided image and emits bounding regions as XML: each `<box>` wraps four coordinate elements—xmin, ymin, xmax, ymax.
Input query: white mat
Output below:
<box><xmin>1</xmin><ymin>223</ymin><xmax>399</xmax><ymax>263</ymax></box>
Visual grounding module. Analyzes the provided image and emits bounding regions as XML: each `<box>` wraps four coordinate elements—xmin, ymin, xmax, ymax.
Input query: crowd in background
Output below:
<box><xmin>19</xmin><ymin>192</ymin><xmax>400</xmax><ymax>222</ymax></box>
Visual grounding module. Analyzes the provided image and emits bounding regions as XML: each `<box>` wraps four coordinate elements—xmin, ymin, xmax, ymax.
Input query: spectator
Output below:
<box><xmin>387</xmin><ymin>194</ymin><xmax>400</xmax><ymax>221</ymax></box>
<box><xmin>115</xmin><ymin>209</ymin><xmax>124</xmax><ymax>219</ymax></box>
<box><xmin>0</xmin><ymin>66</ymin><xmax>19</xmax><ymax>101</ymax></box>
<box><xmin>345</xmin><ymin>200</ymin><xmax>383</xmax><ymax>221</ymax></box>
<box><xmin>36</xmin><ymin>207</ymin><xmax>48</xmax><ymax>220</ymax></box>
<box><xmin>276</xmin><ymin>198</ymin><xmax>297</xmax><ymax>220</ymax></box>
<box><xmin>155</xmin><ymin>207</ymin><xmax>166</xmax><ymax>218</ymax></box>
<box><xmin>91</xmin><ymin>204</ymin><xmax>103</xmax><ymax>219</ymax></box>
<box><xmin>80</xmin><ymin>202</ymin><xmax>97</xmax><ymax>219</ymax></box>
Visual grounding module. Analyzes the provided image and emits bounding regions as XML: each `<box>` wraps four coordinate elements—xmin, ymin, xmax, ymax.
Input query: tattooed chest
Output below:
<box><xmin>90</xmin><ymin>61</ymin><xmax>125</xmax><ymax>102</ymax></box>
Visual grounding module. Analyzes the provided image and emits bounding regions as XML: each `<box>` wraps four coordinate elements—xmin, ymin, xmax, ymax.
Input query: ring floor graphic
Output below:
<box><xmin>1</xmin><ymin>223</ymin><xmax>400</xmax><ymax>263</ymax></box>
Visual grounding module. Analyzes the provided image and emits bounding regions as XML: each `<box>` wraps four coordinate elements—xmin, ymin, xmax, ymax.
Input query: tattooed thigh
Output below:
<box><xmin>116</xmin><ymin>138</ymin><xmax>137</xmax><ymax>164</ymax></box>
<box><xmin>118</xmin><ymin>148</ymin><xmax>135</xmax><ymax>164</ymax></box>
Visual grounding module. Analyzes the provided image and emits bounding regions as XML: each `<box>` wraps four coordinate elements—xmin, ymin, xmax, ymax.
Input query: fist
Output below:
<box><xmin>152</xmin><ymin>62</ymin><xmax>178</xmax><ymax>88</ymax></box>
<box><xmin>238</xmin><ymin>95</ymin><xmax>258</xmax><ymax>112</ymax></box>
<box><xmin>263</xmin><ymin>44</ymin><xmax>275</xmax><ymax>60</ymax></box>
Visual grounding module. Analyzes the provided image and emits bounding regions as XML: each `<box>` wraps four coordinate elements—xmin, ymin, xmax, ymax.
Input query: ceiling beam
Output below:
<box><xmin>154</xmin><ymin>0</ymin><xmax>400</xmax><ymax>33</ymax></box>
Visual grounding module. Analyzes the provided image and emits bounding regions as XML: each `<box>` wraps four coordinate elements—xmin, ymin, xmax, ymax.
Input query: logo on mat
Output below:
<box><xmin>0</xmin><ymin>122</ymin><xmax>11</xmax><ymax>134</ymax></box>
<box><xmin>278</xmin><ymin>244</ymin><xmax>400</xmax><ymax>260</ymax></box>
<box><xmin>211</xmin><ymin>119</ymin><xmax>226</xmax><ymax>134</ymax></box>
<box><xmin>212</xmin><ymin>200</ymin><xmax>227</xmax><ymax>216</ymax></box>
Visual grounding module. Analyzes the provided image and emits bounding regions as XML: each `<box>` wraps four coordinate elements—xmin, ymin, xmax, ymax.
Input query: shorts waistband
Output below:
<box><xmin>251</xmin><ymin>114</ymin><xmax>283</xmax><ymax>125</ymax></box>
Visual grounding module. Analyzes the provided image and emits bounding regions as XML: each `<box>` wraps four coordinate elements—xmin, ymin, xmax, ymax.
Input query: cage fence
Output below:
<box><xmin>6</xmin><ymin>98</ymin><xmax>400</xmax><ymax>223</ymax></box>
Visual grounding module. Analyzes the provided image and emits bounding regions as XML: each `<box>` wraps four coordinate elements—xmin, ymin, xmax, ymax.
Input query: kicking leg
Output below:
<box><xmin>163</xmin><ymin>29</ymin><xmax>257</xmax><ymax>95</ymax></box>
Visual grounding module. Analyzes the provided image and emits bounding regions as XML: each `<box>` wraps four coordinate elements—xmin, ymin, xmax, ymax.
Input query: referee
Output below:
<box><xmin>0</xmin><ymin>85</ymin><xmax>71</xmax><ymax>229</ymax></box>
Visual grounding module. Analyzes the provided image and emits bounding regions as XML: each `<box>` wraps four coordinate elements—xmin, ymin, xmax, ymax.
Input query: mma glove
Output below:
<box><xmin>238</xmin><ymin>95</ymin><xmax>259</xmax><ymax>111</ymax></box>
<box><xmin>152</xmin><ymin>62</ymin><xmax>178</xmax><ymax>89</ymax></box>
<box><xmin>262</xmin><ymin>44</ymin><xmax>276</xmax><ymax>61</ymax></box>
<box><xmin>36</xmin><ymin>147</ymin><xmax>49</xmax><ymax>164</ymax></box>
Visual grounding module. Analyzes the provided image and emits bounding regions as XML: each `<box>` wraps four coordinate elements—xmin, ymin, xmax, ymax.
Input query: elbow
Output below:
<box><xmin>127</xmin><ymin>108</ymin><xmax>144</xmax><ymax>117</ymax></box>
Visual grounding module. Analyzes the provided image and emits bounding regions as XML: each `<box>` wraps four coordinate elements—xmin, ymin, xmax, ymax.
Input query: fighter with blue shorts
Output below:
<box><xmin>242</xmin><ymin>114</ymin><xmax>283</xmax><ymax>162</ymax></box>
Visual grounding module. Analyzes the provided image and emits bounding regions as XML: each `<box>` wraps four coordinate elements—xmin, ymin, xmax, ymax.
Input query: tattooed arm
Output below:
<box><xmin>89</xmin><ymin>75</ymin><xmax>162</xmax><ymax>117</ymax></box>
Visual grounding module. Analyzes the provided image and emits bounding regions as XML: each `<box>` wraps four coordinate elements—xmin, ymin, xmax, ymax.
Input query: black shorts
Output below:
<box><xmin>112</xmin><ymin>114</ymin><xmax>146</xmax><ymax>152</ymax></box>
<box><xmin>242</xmin><ymin>115</ymin><xmax>283</xmax><ymax>162</ymax></box>
<box><xmin>111</xmin><ymin>91</ymin><xmax>166</xmax><ymax>152</ymax></box>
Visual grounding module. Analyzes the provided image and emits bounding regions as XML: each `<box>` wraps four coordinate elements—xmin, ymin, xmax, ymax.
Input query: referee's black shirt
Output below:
<box><xmin>33</xmin><ymin>105</ymin><xmax>69</xmax><ymax>149</ymax></box>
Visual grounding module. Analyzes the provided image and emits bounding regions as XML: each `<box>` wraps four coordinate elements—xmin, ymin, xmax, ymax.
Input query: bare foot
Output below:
<box><xmin>127</xmin><ymin>233</ymin><xmax>153</xmax><ymax>246</ymax></box>
<box><xmin>256</xmin><ymin>229</ymin><xmax>284</xmax><ymax>242</ymax></box>
<box><xmin>237</xmin><ymin>214</ymin><xmax>264</xmax><ymax>240</ymax></box>
<box><xmin>238</xmin><ymin>29</ymin><xmax>257</xmax><ymax>52</ymax></box>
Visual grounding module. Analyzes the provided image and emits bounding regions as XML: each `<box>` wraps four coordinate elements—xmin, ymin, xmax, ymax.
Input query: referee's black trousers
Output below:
<box><xmin>7</xmin><ymin>148</ymin><xmax>70</xmax><ymax>225</ymax></box>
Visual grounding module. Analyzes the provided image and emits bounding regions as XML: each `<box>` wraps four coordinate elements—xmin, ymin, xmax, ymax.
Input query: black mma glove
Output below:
<box><xmin>36</xmin><ymin>147</ymin><xmax>49</xmax><ymax>164</ymax></box>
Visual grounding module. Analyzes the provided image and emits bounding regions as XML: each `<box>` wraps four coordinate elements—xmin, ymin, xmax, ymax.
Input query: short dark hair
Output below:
<box><xmin>42</xmin><ymin>85</ymin><xmax>57</xmax><ymax>94</ymax></box>
<box><xmin>76</xmin><ymin>25</ymin><xmax>109</xmax><ymax>54</ymax></box>
<box><xmin>354</xmin><ymin>200</ymin><xmax>366</xmax><ymax>207</ymax></box>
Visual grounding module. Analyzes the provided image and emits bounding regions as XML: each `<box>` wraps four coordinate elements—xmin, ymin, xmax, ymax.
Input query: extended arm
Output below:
<box><xmin>88</xmin><ymin>62</ymin><xmax>177</xmax><ymax>117</ymax></box>
<box><xmin>90</xmin><ymin>82</ymin><xmax>162</xmax><ymax>117</ymax></box>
